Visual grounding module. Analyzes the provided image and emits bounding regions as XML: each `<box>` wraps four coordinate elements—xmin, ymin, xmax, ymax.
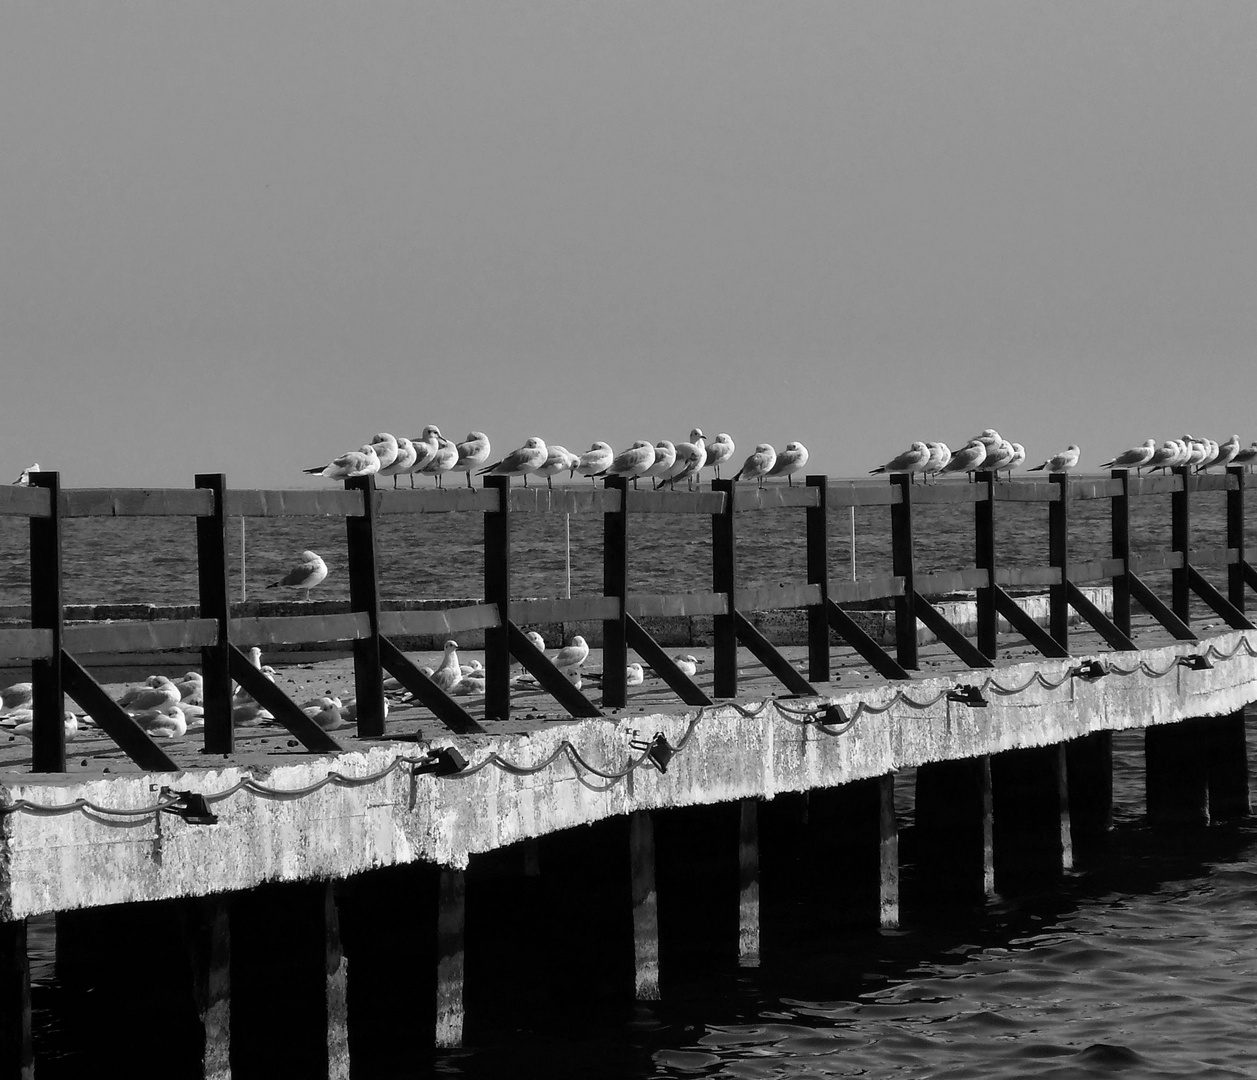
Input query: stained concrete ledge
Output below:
<box><xmin>1</xmin><ymin>628</ymin><xmax>1251</xmax><ymax>921</ymax></box>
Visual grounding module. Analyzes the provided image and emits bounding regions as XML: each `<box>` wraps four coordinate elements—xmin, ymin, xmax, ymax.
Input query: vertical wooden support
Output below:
<box><xmin>483</xmin><ymin>476</ymin><xmax>511</xmax><ymax>720</ymax></box>
<box><xmin>712</xmin><ymin>478</ymin><xmax>738</xmax><ymax>698</ymax></box>
<box><xmin>345</xmin><ymin>476</ymin><xmax>385</xmax><ymax>737</ymax></box>
<box><xmin>0</xmin><ymin>920</ymin><xmax>33</xmax><ymax>1080</ymax></box>
<box><xmin>1111</xmin><ymin>469</ymin><xmax>1132</xmax><ymax>637</ymax></box>
<box><xmin>629</xmin><ymin>810</ymin><xmax>660</xmax><ymax>1000</ymax></box>
<box><xmin>181</xmin><ymin>897</ymin><xmax>232</xmax><ymax>1080</ymax></box>
<box><xmin>890</xmin><ymin>473</ymin><xmax>918</xmax><ymax>670</ymax></box>
<box><xmin>435</xmin><ymin>869</ymin><xmax>466</xmax><ymax>1048</ymax></box>
<box><xmin>1205</xmin><ymin>710</ymin><xmax>1250</xmax><ymax>819</ymax></box>
<box><xmin>1066</xmin><ymin>731</ymin><xmax>1114</xmax><ymax>838</ymax></box>
<box><xmin>603</xmin><ymin>476</ymin><xmax>629</xmax><ymax>708</ymax></box>
<box><xmin>914</xmin><ymin>756</ymin><xmax>994</xmax><ymax>903</ymax></box>
<box><xmin>196</xmin><ymin>474</ymin><xmax>233</xmax><ymax>755</ymax></box>
<box><xmin>1227</xmin><ymin>465</ymin><xmax>1245</xmax><ymax>612</ymax></box>
<box><xmin>324</xmin><ymin>883</ymin><xmax>351</xmax><ymax>1079</ymax></box>
<box><xmin>737</xmin><ymin>799</ymin><xmax>759</xmax><ymax>968</ymax></box>
<box><xmin>1171</xmin><ymin>464</ymin><xmax>1190</xmax><ymax>624</ymax></box>
<box><xmin>991</xmin><ymin>745</ymin><xmax>1072</xmax><ymax>893</ymax></box>
<box><xmin>974</xmin><ymin>471</ymin><xmax>997</xmax><ymax>659</ymax></box>
<box><xmin>1048</xmin><ymin>473</ymin><xmax>1070</xmax><ymax>649</ymax></box>
<box><xmin>878</xmin><ymin>773</ymin><xmax>900</xmax><ymax>929</ymax></box>
<box><xmin>805</xmin><ymin>475</ymin><xmax>830</xmax><ymax>682</ymax></box>
<box><xmin>29</xmin><ymin>470</ymin><xmax>65</xmax><ymax>772</ymax></box>
<box><xmin>1146</xmin><ymin>721</ymin><xmax>1210</xmax><ymax>827</ymax></box>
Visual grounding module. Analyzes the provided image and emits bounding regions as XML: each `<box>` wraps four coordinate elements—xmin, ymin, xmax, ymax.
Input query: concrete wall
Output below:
<box><xmin>2</xmin><ymin>627</ymin><xmax>1249</xmax><ymax>922</ymax></box>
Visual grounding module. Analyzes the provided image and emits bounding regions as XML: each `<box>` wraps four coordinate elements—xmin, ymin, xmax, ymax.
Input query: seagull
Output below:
<box><xmin>1028</xmin><ymin>445</ymin><xmax>1082</xmax><ymax>473</ymax></box>
<box><xmin>1204</xmin><ymin>434</ymin><xmax>1241</xmax><ymax>471</ymax></box>
<box><xmin>940</xmin><ymin>440</ymin><xmax>988</xmax><ymax>481</ymax></box>
<box><xmin>454</xmin><ymin>432</ymin><xmax>492</xmax><ymax>488</ymax></box>
<box><xmin>870</xmin><ymin>442</ymin><xmax>930</xmax><ymax>481</ymax></box>
<box><xmin>640</xmin><ymin>441</ymin><xmax>678</xmax><ymax>484</ymax></box>
<box><xmin>1184</xmin><ymin>438</ymin><xmax>1209</xmax><ymax>471</ymax></box>
<box><xmin>626</xmin><ymin>662</ymin><xmax>645</xmax><ymax>686</ymax></box>
<box><xmin>378</xmin><ymin>437</ymin><xmax>418</xmax><ymax>489</ymax></box>
<box><xmin>302</xmin><ymin>444</ymin><xmax>380</xmax><ymax>480</ymax></box>
<box><xmin>403</xmin><ymin>426</ymin><xmax>443</xmax><ymax>488</ymax></box>
<box><xmin>11</xmin><ymin>464</ymin><xmax>39</xmax><ymax>486</ymax></box>
<box><xmin>0</xmin><ymin>683</ymin><xmax>33</xmax><ymax>714</ymax></box>
<box><xmin>552</xmin><ymin>635</ymin><xmax>589</xmax><ymax>673</ymax></box>
<box><xmin>767</xmin><ymin>441</ymin><xmax>809</xmax><ymax>485</ymax></box>
<box><xmin>1232</xmin><ymin>442</ymin><xmax>1257</xmax><ymax>469</ymax></box>
<box><xmin>536</xmin><ymin>445</ymin><xmax>579</xmax><ymax>489</ymax></box>
<box><xmin>923</xmin><ymin>442</ymin><xmax>952</xmax><ymax>483</ymax></box>
<box><xmin>266</xmin><ymin>550</ymin><xmax>328</xmax><ymax>601</ymax></box>
<box><xmin>602</xmin><ymin>441</ymin><xmax>656</xmax><ymax>488</ymax></box>
<box><xmin>705</xmin><ymin>434</ymin><xmax>736</xmax><ymax>479</ymax></box>
<box><xmin>172</xmin><ymin>672</ymin><xmax>204</xmax><ymax>705</ymax></box>
<box><xmin>982</xmin><ymin>439</ymin><xmax>1016</xmax><ymax>477</ymax></box>
<box><xmin>656</xmin><ymin>429</ymin><xmax>707</xmax><ymax>489</ymax></box>
<box><xmin>5</xmin><ymin>710</ymin><xmax>77</xmax><ymax>742</ymax></box>
<box><xmin>576</xmin><ymin>442</ymin><xmax>614</xmax><ymax>486</ymax></box>
<box><xmin>300</xmin><ymin>696</ymin><xmax>343</xmax><ymax>730</ymax></box>
<box><xmin>118</xmin><ymin>676</ymin><xmax>181</xmax><ymax>712</ymax></box>
<box><xmin>130</xmin><ymin>705</ymin><xmax>187</xmax><ymax>738</ymax></box>
<box><xmin>478</xmin><ymin>438</ymin><xmax>548</xmax><ymax>486</ymax></box>
<box><xmin>421</xmin><ymin>435</ymin><xmax>459</xmax><ymax>488</ymax></box>
<box><xmin>1003</xmin><ymin>442</ymin><xmax>1026</xmax><ymax>480</ymax></box>
<box><xmin>1197</xmin><ymin>439</ymin><xmax>1221</xmax><ymax>471</ymax></box>
<box><xmin>429</xmin><ymin>640</ymin><xmax>463</xmax><ymax>693</ymax></box>
<box><xmin>734</xmin><ymin>443</ymin><xmax>777</xmax><ymax>486</ymax></box>
<box><xmin>368</xmin><ymin>433</ymin><xmax>400</xmax><ymax>471</ymax></box>
<box><xmin>673</xmin><ymin>655</ymin><xmax>699</xmax><ymax>678</ymax></box>
<box><xmin>1100</xmin><ymin>439</ymin><xmax>1156</xmax><ymax>472</ymax></box>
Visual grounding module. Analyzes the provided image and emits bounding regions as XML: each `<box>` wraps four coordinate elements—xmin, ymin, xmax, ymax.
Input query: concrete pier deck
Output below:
<box><xmin>2</xmin><ymin>613</ymin><xmax>1253</xmax><ymax>921</ymax></box>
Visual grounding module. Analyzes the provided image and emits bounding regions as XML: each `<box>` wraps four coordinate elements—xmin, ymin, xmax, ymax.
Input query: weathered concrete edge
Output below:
<box><xmin>2</xmin><ymin>629</ymin><xmax>1251</xmax><ymax>920</ymax></box>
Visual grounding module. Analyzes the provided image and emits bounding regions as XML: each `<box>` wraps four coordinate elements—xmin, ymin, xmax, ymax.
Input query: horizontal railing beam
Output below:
<box><xmin>0</xmin><ymin>628</ymin><xmax>54</xmax><ymax>661</ymax></box>
<box><xmin>735</xmin><ymin>582</ymin><xmax>823</xmax><ymax>612</ymax></box>
<box><xmin>377</xmin><ymin>604</ymin><xmax>502</xmax><ymax>637</ymax></box>
<box><xmin>378</xmin><ymin>488</ymin><xmax>497</xmax><ymax>514</ymax></box>
<box><xmin>61</xmin><ymin>489</ymin><xmax>214</xmax><ymax>517</ymax></box>
<box><xmin>225</xmin><ymin>490</ymin><xmax>365</xmax><ymax>517</ymax></box>
<box><xmin>0</xmin><ymin>487</ymin><xmax>52</xmax><ymax>518</ymax></box>
<box><xmin>63</xmin><ymin>619</ymin><xmax>219</xmax><ymax>654</ymax></box>
<box><xmin>625</xmin><ymin>592</ymin><xmax>729</xmax><ymax>618</ymax></box>
<box><xmin>510</xmin><ymin>597</ymin><xmax>619</xmax><ymax>623</ymax></box>
<box><xmin>229</xmin><ymin>612</ymin><xmax>372</xmax><ymax>646</ymax></box>
<box><xmin>828</xmin><ymin>574</ymin><xmax>905</xmax><ymax>604</ymax></box>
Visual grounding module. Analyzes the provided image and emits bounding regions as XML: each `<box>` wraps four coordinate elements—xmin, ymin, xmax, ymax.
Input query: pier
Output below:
<box><xmin>1</xmin><ymin>467</ymin><xmax>1255</xmax><ymax>1078</ymax></box>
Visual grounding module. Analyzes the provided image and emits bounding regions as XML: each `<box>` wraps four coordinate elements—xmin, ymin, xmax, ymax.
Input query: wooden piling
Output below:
<box><xmin>1146</xmin><ymin>720</ymin><xmax>1210</xmax><ymax>827</ymax></box>
<box><xmin>737</xmin><ymin>799</ymin><xmax>760</xmax><ymax>968</ymax></box>
<box><xmin>1227</xmin><ymin>466</ymin><xmax>1245</xmax><ymax>611</ymax></box>
<box><xmin>603</xmin><ymin>476</ymin><xmax>629</xmax><ymax>708</ymax></box>
<box><xmin>974</xmin><ymin>471</ymin><xmax>997</xmax><ymax>659</ymax></box>
<box><xmin>0</xmin><ymin>920</ymin><xmax>33</xmax><ymax>1080</ymax></box>
<box><xmin>1205</xmin><ymin>709</ymin><xmax>1251</xmax><ymax>819</ymax></box>
<box><xmin>483</xmin><ymin>476</ymin><xmax>512</xmax><ymax>720</ymax></box>
<box><xmin>914</xmin><ymin>757</ymin><xmax>994</xmax><ymax>904</ymax></box>
<box><xmin>629</xmin><ymin>810</ymin><xmax>660</xmax><ymax>1000</ymax></box>
<box><xmin>1171</xmin><ymin>464</ymin><xmax>1190</xmax><ymax>624</ymax></box>
<box><xmin>1111</xmin><ymin>469</ymin><xmax>1132</xmax><ymax>636</ymax></box>
<box><xmin>28</xmin><ymin>470</ymin><xmax>64</xmax><ymax>772</ymax></box>
<box><xmin>991</xmin><ymin>744</ymin><xmax>1072</xmax><ymax>892</ymax></box>
<box><xmin>434</xmin><ymin>870</ymin><xmax>466</xmax><ymax>1048</ymax></box>
<box><xmin>180</xmin><ymin>897</ymin><xmax>232</xmax><ymax>1080</ymax></box>
<box><xmin>890</xmin><ymin>473</ymin><xmax>917</xmax><ymax>670</ymax></box>
<box><xmin>344</xmin><ymin>476</ymin><xmax>385</xmax><ymax>736</ymax></box>
<box><xmin>1049</xmin><ymin>472</ymin><xmax>1069</xmax><ymax>649</ymax></box>
<box><xmin>195</xmin><ymin>473</ymin><xmax>233</xmax><ymax>754</ymax></box>
<box><xmin>805</xmin><ymin>475</ymin><xmax>830</xmax><ymax>682</ymax></box>
<box><xmin>712</xmin><ymin>479</ymin><xmax>738</xmax><ymax>697</ymax></box>
<box><xmin>1066</xmin><ymin>731</ymin><xmax>1114</xmax><ymax>837</ymax></box>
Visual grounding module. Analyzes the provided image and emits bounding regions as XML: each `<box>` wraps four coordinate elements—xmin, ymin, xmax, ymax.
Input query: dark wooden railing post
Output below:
<box><xmin>1048</xmin><ymin>473</ymin><xmax>1070</xmax><ymax>650</ymax></box>
<box><xmin>806</xmin><ymin>475</ymin><xmax>830</xmax><ymax>682</ymax></box>
<box><xmin>603</xmin><ymin>476</ymin><xmax>629</xmax><ymax>707</ymax></box>
<box><xmin>712</xmin><ymin>478</ymin><xmax>738</xmax><ymax>697</ymax></box>
<box><xmin>345</xmin><ymin>475</ymin><xmax>385</xmax><ymax>737</ymax></box>
<box><xmin>1111</xmin><ymin>469</ymin><xmax>1131</xmax><ymax>638</ymax></box>
<box><xmin>890</xmin><ymin>474</ymin><xmax>917</xmax><ymax>670</ymax></box>
<box><xmin>195</xmin><ymin>473</ymin><xmax>234</xmax><ymax>754</ymax></box>
<box><xmin>974</xmin><ymin>470</ymin><xmax>997</xmax><ymax>659</ymax></box>
<box><xmin>1171</xmin><ymin>465</ymin><xmax>1190</xmax><ymax>626</ymax></box>
<box><xmin>29</xmin><ymin>471</ymin><xmax>65</xmax><ymax>772</ymax></box>
<box><xmin>1228</xmin><ymin>465</ymin><xmax>1245</xmax><ymax>612</ymax></box>
<box><xmin>484</xmin><ymin>475</ymin><xmax>512</xmax><ymax>720</ymax></box>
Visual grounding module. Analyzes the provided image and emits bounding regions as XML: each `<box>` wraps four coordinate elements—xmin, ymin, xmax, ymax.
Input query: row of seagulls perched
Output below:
<box><xmin>1100</xmin><ymin>434</ymin><xmax>1256</xmax><ymax>474</ymax></box>
<box><xmin>304</xmin><ymin>430</ymin><xmax>492</xmax><ymax>489</ymax></box>
<box><xmin>871</xmin><ymin>431</ymin><xmax>1028</xmax><ymax>483</ymax></box>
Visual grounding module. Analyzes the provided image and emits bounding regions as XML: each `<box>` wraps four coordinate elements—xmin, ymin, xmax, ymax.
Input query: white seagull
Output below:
<box><xmin>602</xmin><ymin>441</ymin><xmax>657</xmax><ymax>488</ymax></box>
<box><xmin>266</xmin><ymin>550</ymin><xmax>328</xmax><ymax>601</ymax></box>
<box><xmin>403</xmin><ymin>426</ymin><xmax>443</xmax><ymax>488</ymax></box>
<box><xmin>576</xmin><ymin>442</ymin><xmax>614</xmax><ymax>486</ymax></box>
<box><xmin>705</xmin><ymin>434</ymin><xmax>736</xmax><ymax>479</ymax></box>
<box><xmin>734</xmin><ymin>443</ymin><xmax>777</xmax><ymax>486</ymax></box>
<box><xmin>923</xmin><ymin>442</ymin><xmax>952</xmax><ymax>483</ymax></box>
<box><xmin>767</xmin><ymin>441</ymin><xmax>809</xmax><ymax>485</ymax></box>
<box><xmin>11</xmin><ymin>464</ymin><xmax>39</xmax><ymax>486</ymax></box>
<box><xmin>421</xmin><ymin>435</ymin><xmax>459</xmax><ymax>488</ymax></box>
<box><xmin>1100</xmin><ymin>439</ymin><xmax>1157</xmax><ymax>472</ymax></box>
<box><xmin>368</xmin><ymin>433</ymin><xmax>400</xmax><ymax>471</ymax></box>
<box><xmin>656</xmin><ymin>429</ymin><xmax>707</xmax><ymax>489</ymax></box>
<box><xmin>429</xmin><ymin>640</ymin><xmax>464</xmax><ymax>693</ymax></box>
<box><xmin>940</xmin><ymin>440</ymin><xmax>988</xmax><ymax>481</ymax></box>
<box><xmin>536</xmin><ymin>445</ymin><xmax>579</xmax><ymax>489</ymax></box>
<box><xmin>478</xmin><ymin>438</ymin><xmax>548</xmax><ymax>486</ymax></box>
<box><xmin>454</xmin><ymin>432</ymin><xmax>492</xmax><ymax>488</ymax></box>
<box><xmin>552</xmin><ymin>635</ymin><xmax>590</xmax><ymax>672</ymax></box>
<box><xmin>303</xmin><ymin>444</ymin><xmax>380</xmax><ymax>480</ymax></box>
<box><xmin>1028</xmin><ymin>445</ymin><xmax>1082</xmax><ymax>473</ymax></box>
<box><xmin>870</xmin><ymin>442</ymin><xmax>930</xmax><ymax>481</ymax></box>
<box><xmin>378</xmin><ymin>437</ymin><xmax>418</xmax><ymax>489</ymax></box>
<box><xmin>640</xmin><ymin>441</ymin><xmax>678</xmax><ymax>484</ymax></box>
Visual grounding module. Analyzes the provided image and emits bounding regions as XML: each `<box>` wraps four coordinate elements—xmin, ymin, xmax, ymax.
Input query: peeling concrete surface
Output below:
<box><xmin>2</xmin><ymin>628</ymin><xmax>1253</xmax><ymax>920</ymax></box>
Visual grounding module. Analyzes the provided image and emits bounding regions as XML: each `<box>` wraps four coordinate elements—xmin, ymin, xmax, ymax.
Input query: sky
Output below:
<box><xmin>3</xmin><ymin>2</ymin><xmax>1256</xmax><ymax>487</ymax></box>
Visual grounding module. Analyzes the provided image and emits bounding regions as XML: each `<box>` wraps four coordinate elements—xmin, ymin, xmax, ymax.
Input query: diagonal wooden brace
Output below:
<box><xmin>825</xmin><ymin>600</ymin><xmax>912</xmax><ymax>680</ymax></box>
<box><xmin>913</xmin><ymin>594</ymin><xmax>994</xmax><ymax>668</ymax></box>
<box><xmin>1066</xmin><ymin>581</ymin><xmax>1136</xmax><ymax>651</ymax></box>
<box><xmin>1127</xmin><ymin>574</ymin><xmax>1197</xmax><ymax>641</ymax></box>
<box><xmin>379</xmin><ymin>635</ymin><xmax>484</xmax><ymax>735</ymax></box>
<box><xmin>992</xmin><ymin>586</ymin><xmax>1071</xmax><ymax>658</ymax></box>
<box><xmin>507</xmin><ymin>622</ymin><xmax>602</xmax><ymax>718</ymax></box>
<box><xmin>229</xmin><ymin>645</ymin><xmax>344</xmax><ymax>752</ymax></box>
<box><xmin>61</xmin><ymin>652</ymin><xmax>180</xmax><ymax>771</ymax></box>
<box><xmin>732</xmin><ymin>611</ymin><xmax>816</xmax><ymax>696</ymax></box>
<box><xmin>625</xmin><ymin>614</ymin><xmax>713</xmax><ymax>705</ymax></box>
<box><xmin>1187</xmin><ymin>566</ymin><xmax>1256</xmax><ymax>630</ymax></box>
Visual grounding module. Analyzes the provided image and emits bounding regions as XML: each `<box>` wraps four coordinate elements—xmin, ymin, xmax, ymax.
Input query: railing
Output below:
<box><xmin>2</xmin><ymin>465</ymin><xmax>1255</xmax><ymax>773</ymax></box>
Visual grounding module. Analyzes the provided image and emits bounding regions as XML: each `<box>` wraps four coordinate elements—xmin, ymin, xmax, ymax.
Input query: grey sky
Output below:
<box><xmin>3</xmin><ymin>2</ymin><xmax>1255</xmax><ymax>486</ymax></box>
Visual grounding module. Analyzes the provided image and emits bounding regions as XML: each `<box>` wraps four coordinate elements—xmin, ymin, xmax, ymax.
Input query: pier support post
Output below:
<box><xmin>807</xmin><ymin>775</ymin><xmax>899</xmax><ymax>927</ymax></box>
<box><xmin>630</xmin><ymin>811</ymin><xmax>661</xmax><ymax>1000</ymax></box>
<box><xmin>0</xmin><ymin>920</ymin><xmax>33</xmax><ymax>1080</ymax></box>
<box><xmin>738</xmin><ymin>799</ymin><xmax>760</xmax><ymax>968</ymax></box>
<box><xmin>890</xmin><ymin>474</ymin><xmax>918</xmax><ymax>670</ymax></box>
<box><xmin>805</xmin><ymin>475</ymin><xmax>830</xmax><ymax>682</ymax></box>
<box><xmin>195</xmin><ymin>473</ymin><xmax>233</xmax><ymax>754</ymax></box>
<box><xmin>345</xmin><ymin>475</ymin><xmax>385</xmax><ymax>736</ymax></box>
<box><xmin>975</xmin><ymin>470</ymin><xmax>997</xmax><ymax>659</ymax></box>
<box><xmin>435</xmin><ymin>869</ymin><xmax>466</xmax><ymax>1048</ymax></box>
<box><xmin>992</xmin><ymin>745</ymin><xmax>1072</xmax><ymax>892</ymax></box>
<box><xmin>712</xmin><ymin>479</ymin><xmax>738</xmax><ymax>697</ymax></box>
<box><xmin>1066</xmin><ymin>731</ymin><xmax>1114</xmax><ymax>838</ymax></box>
<box><xmin>914</xmin><ymin>757</ymin><xmax>994</xmax><ymax>904</ymax></box>
<box><xmin>180</xmin><ymin>897</ymin><xmax>232</xmax><ymax>1080</ymax></box>
<box><xmin>1205</xmin><ymin>709</ymin><xmax>1250</xmax><ymax>819</ymax></box>
<box><xmin>1146</xmin><ymin>720</ymin><xmax>1211</xmax><ymax>827</ymax></box>
<box><xmin>603</xmin><ymin>476</ymin><xmax>629</xmax><ymax>708</ymax></box>
<box><xmin>484</xmin><ymin>475</ymin><xmax>512</xmax><ymax>720</ymax></box>
<box><xmin>231</xmin><ymin>881</ymin><xmax>350</xmax><ymax>1079</ymax></box>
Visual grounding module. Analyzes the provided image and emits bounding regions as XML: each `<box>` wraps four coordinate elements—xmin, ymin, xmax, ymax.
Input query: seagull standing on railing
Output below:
<box><xmin>600</xmin><ymin>441</ymin><xmax>657</xmax><ymax>488</ymax></box>
<box><xmin>767</xmin><ymin>441</ymin><xmax>809</xmax><ymax>485</ymax></box>
<box><xmin>1232</xmin><ymin>442</ymin><xmax>1257</xmax><ymax>470</ymax></box>
<box><xmin>401</xmin><ymin>426</ymin><xmax>442</xmax><ymax>488</ymax></box>
<box><xmin>1028</xmin><ymin>445</ymin><xmax>1081</xmax><ymax>473</ymax></box>
<box><xmin>368</xmin><ymin>433</ymin><xmax>400</xmax><ymax>471</ymax></box>
<box><xmin>1100</xmin><ymin>439</ymin><xmax>1156</xmax><ymax>472</ymax></box>
<box><xmin>454</xmin><ymin>432</ymin><xmax>491</xmax><ymax>488</ymax></box>
<box><xmin>870</xmin><ymin>442</ymin><xmax>930</xmax><ymax>482</ymax></box>
<box><xmin>536</xmin><ymin>445</ymin><xmax>579</xmax><ymax>489</ymax></box>
<box><xmin>576</xmin><ymin>442</ymin><xmax>614</xmax><ymax>486</ymax></box>
<box><xmin>735</xmin><ymin>443</ymin><xmax>778</xmax><ymax>486</ymax></box>
<box><xmin>421</xmin><ymin>435</ymin><xmax>459</xmax><ymax>488</ymax></box>
<box><xmin>378</xmin><ymin>436</ymin><xmax>418</xmax><ymax>489</ymax></box>
<box><xmin>923</xmin><ymin>442</ymin><xmax>952</xmax><ymax>483</ymax></box>
<box><xmin>1203</xmin><ymin>434</ymin><xmax>1240</xmax><ymax>471</ymax></box>
<box><xmin>656</xmin><ymin>429</ymin><xmax>707</xmax><ymax>490</ymax></box>
<box><xmin>982</xmin><ymin>439</ymin><xmax>1016</xmax><ymax>478</ymax></box>
<box><xmin>478</xmin><ymin>437</ymin><xmax>548</xmax><ymax>487</ymax></box>
<box><xmin>940</xmin><ymin>440</ymin><xmax>988</xmax><ymax>481</ymax></box>
<box><xmin>302</xmin><ymin>444</ymin><xmax>380</xmax><ymax>480</ymax></box>
<box><xmin>1141</xmin><ymin>441</ymin><xmax>1180</xmax><ymax>475</ymax></box>
<box><xmin>640</xmin><ymin>441</ymin><xmax>677</xmax><ymax>485</ymax></box>
<box><xmin>11</xmin><ymin>464</ymin><xmax>39</xmax><ymax>486</ymax></box>
<box><xmin>266</xmin><ymin>550</ymin><xmax>328</xmax><ymax>601</ymax></box>
<box><xmin>704</xmin><ymin>434</ymin><xmax>736</xmax><ymax>479</ymax></box>
<box><xmin>1003</xmin><ymin>443</ymin><xmax>1026</xmax><ymax>480</ymax></box>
